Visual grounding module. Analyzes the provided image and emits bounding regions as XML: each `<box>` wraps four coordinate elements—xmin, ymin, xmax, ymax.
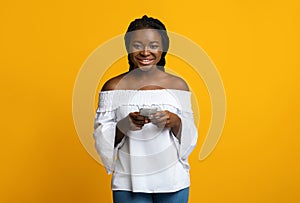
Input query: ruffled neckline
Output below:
<box><xmin>100</xmin><ymin>89</ymin><xmax>191</xmax><ymax>94</ymax></box>
<box><xmin>97</xmin><ymin>89</ymin><xmax>192</xmax><ymax>113</ymax></box>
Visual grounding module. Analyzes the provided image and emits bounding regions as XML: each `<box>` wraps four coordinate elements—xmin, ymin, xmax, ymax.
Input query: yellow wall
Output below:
<box><xmin>1</xmin><ymin>0</ymin><xmax>300</xmax><ymax>202</ymax></box>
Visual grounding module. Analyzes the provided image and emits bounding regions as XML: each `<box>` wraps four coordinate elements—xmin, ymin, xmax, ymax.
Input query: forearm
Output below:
<box><xmin>171</xmin><ymin>118</ymin><xmax>182</xmax><ymax>144</ymax></box>
<box><xmin>114</xmin><ymin>127</ymin><xmax>125</xmax><ymax>147</ymax></box>
<box><xmin>114</xmin><ymin>117</ymin><xmax>129</xmax><ymax>147</ymax></box>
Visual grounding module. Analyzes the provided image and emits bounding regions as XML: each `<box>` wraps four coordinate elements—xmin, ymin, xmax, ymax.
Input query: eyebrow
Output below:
<box><xmin>132</xmin><ymin>40</ymin><xmax>160</xmax><ymax>44</ymax></box>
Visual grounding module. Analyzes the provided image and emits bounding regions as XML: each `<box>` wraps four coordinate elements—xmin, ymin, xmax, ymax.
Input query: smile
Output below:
<box><xmin>137</xmin><ymin>58</ymin><xmax>155</xmax><ymax>65</ymax></box>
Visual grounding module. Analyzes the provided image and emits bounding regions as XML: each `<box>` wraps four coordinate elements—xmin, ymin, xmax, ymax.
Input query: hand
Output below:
<box><xmin>150</xmin><ymin>110</ymin><xmax>182</xmax><ymax>140</ymax></box>
<box><xmin>117</xmin><ymin>112</ymin><xmax>149</xmax><ymax>133</ymax></box>
<box><xmin>150</xmin><ymin>110</ymin><xmax>181</xmax><ymax>129</ymax></box>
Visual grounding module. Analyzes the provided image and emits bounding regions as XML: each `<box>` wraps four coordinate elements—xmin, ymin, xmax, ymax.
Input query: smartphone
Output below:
<box><xmin>139</xmin><ymin>107</ymin><xmax>158</xmax><ymax>117</ymax></box>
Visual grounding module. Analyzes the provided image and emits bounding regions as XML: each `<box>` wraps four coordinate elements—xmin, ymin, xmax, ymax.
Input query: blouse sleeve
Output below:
<box><xmin>171</xmin><ymin>91</ymin><xmax>198</xmax><ymax>163</ymax></box>
<box><xmin>176</xmin><ymin>110</ymin><xmax>198</xmax><ymax>160</ymax></box>
<box><xmin>93</xmin><ymin>92</ymin><xmax>126</xmax><ymax>174</ymax></box>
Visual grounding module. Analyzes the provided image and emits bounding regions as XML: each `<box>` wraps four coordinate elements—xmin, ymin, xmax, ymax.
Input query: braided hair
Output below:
<box><xmin>124</xmin><ymin>15</ymin><xmax>170</xmax><ymax>71</ymax></box>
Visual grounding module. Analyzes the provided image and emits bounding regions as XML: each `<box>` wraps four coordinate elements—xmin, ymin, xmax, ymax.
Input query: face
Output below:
<box><xmin>128</xmin><ymin>29</ymin><xmax>163</xmax><ymax>71</ymax></box>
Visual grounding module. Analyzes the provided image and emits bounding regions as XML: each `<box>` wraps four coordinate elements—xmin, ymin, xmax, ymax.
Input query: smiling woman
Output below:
<box><xmin>124</xmin><ymin>16</ymin><xmax>170</xmax><ymax>72</ymax></box>
<box><xmin>93</xmin><ymin>15</ymin><xmax>198</xmax><ymax>203</ymax></box>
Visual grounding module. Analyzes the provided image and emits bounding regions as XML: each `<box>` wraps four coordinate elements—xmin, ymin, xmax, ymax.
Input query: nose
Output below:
<box><xmin>140</xmin><ymin>47</ymin><xmax>150</xmax><ymax>56</ymax></box>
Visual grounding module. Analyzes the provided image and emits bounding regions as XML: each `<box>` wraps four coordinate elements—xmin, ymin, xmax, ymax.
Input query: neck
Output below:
<box><xmin>131</xmin><ymin>66</ymin><xmax>162</xmax><ymax>79</ymax></box>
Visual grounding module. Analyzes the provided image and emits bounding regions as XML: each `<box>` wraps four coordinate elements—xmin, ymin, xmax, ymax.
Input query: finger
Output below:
<box><xmin>150</xmin><ymin>112</ymin><xmax>163</xmax><ymax>122</ymax></box>
<box><xmin>130</xmin><ymin>113</ymin><xmax>147</xmax><ymax>121</ymax></box>
<box><xmin>150</xmin><ymin>111</ymin><xmax>162</xmax><ymax>119</ymax></box>
<box><xmin>130</xmin><ymin>126</ymin><xmax>143</xmax><ymax>131</ymax></box>
<box><xmin>164</xmin><ymin>119</ymin><xmax>171</xmax><ymax>128</ymax></box>
<box><xmin>156</xmin><ymin>115</ymin><xmax>169</xmax><ymax>123</ymax></box>
<box><xmin>129</xmin><ymin>123</ymin><xmax>143</xmax><ymax>131</ymax></box>
<box><xmin>132</xmin><ymin>116</ymin><xmax>147</xmax><ymax>125</ymax></box>
<box><xmin>156</xmin><ymin>111</ymin><xmax>167</xmax><ymax>117</ymax></box>
<box><xmin>151</xmin><ymin>115</ymin><xmax>169</xmax><ymax>125</ymax></box>
<box><xmin>132</xmin><ymin>120</ymin><xmax>146</xmax><ymax>125</ymax></box>
<box><xmin>152</xmin><ymin>119</ymin><xmax>167</xmax><ymax>128</ymax></box>
<box><xmin>129</xmin><ymin>116</ymin><xmax>145</xmax><ymax>126</ymax></box>
<box><xmin>157</xmin><ymin>121</ymin><xmax>167</xmax><ymax>128</ymax></box>
<box><xmin>157</xmin><ymin>116</ymin><xmax>172</xmax><ymax>128</ymax></box>
<box><xmin>129</xmin><ymin>113</ymin><xmax>146</xmax><ymax>124</ymax></box>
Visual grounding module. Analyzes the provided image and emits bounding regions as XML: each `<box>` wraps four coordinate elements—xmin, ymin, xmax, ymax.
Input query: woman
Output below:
<box><xmin>94</xmin><ymin>15</ymin><xmax>198</xmax><ymax>203</ymax></box>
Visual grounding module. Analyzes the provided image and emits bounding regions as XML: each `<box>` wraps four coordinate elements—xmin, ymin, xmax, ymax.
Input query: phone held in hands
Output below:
<box><xmin>139</xmin><ymin>107</ymin><xmax>157</xmax><ymax>118</ymax></box>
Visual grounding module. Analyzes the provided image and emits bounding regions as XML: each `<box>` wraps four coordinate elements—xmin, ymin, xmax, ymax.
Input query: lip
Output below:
<box><xmin>136</xmin><ymin>58</ymin><xmax>155</xmax><ymax>65</ymax></box>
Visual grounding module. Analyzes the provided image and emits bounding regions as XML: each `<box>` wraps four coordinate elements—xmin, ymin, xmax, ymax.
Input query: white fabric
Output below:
<box><xmin>93</xmin><ymin>89</ymin><xmax>198</xmax><ymax>193</ymax></box>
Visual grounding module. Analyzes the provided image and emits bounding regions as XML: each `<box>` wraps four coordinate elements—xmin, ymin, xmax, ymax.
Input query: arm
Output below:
<box><xmin>149</xmin><ymin>76</ymin><xmax>189</xmax><ymax>143</ymax></box>
<box><xmin>94</xmin><ymin>77</ymin><xmax>127</xmax><ymax>174</ymax></box>
<box><xmin>175</xmin><ymin>110</ymin><xmax>198</xmax><ymax>160</ymax></box>
<box><xmin>94</xmin><ymin>78</ymin><xmax>150</xmax><ymax>173</ymax></box>
<box><xmin>169</xmin><ymin>77</ymin><xmax>197</xmax><ymax>159</ymax></box>
<box><xmin>94</xmin><ymin>105</ymin><xmax>121</xmax><ymax>174</ymax></box>
<box><xmin>149</xmin><ymin>80</ymin><xmax>198</xmax><ymax>160</ymax></box>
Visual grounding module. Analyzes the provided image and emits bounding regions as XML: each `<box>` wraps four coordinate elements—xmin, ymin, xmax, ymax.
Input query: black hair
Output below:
<box><xmin>124</xmin><ymin>15</ymin><xmax>169</xmax><ymax>71</ymax></box>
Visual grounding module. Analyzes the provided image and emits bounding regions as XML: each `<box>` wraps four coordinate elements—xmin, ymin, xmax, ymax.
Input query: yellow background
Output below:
<box><xmin>1</xmin><ymin>0</ymin><xmax>299</xmax><ymax>202</ymax></box>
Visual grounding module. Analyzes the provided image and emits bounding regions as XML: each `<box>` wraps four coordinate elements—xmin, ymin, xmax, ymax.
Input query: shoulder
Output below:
<box><xmin>101</xmin><ymin>73</ymin><xmax>128</xmax><ymax>91</ymax></box>
<box><xmin>163</xmin><ymin>73</ymin><xmax>189</xmax><ymax>91</ymax></box>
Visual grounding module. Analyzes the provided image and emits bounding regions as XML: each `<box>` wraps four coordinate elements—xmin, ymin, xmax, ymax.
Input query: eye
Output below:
<box><xmin>132</xmin><ymin>43</ymin><xmax>143</xmax><ymax>50</ymax></box>
<box><xmin>149</xmin><ymin>44</ymin><xmax>159</xmax><ymax>49</ymax></box>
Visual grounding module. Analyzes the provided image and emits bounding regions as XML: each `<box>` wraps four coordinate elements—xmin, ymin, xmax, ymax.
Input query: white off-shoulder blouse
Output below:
<box><xmin>93</xmin><ymin>89</ymin><xmax>198</xmax><ymax>193</ymax></box>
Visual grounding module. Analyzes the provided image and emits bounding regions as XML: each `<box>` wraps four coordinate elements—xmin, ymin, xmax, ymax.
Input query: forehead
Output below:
<box><xmin>129</xmin><ymin>29</ymin><xmax>162</xmax><ymax>43</ymax></box>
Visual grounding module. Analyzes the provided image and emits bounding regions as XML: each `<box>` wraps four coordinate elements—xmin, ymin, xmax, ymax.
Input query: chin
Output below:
<box><xmin>138</xmin><ymin>64</ymin><xmax>155</xmax><ymax>71</ymax></box>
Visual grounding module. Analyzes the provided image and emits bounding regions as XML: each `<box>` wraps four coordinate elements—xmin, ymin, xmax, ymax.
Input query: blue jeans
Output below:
<box><xmin>113</xmin><ymin>187</ymin><xmax>189</xmax><ymax>203</ymax></box>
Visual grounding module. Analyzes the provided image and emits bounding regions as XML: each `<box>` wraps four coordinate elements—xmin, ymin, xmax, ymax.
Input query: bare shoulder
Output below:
<box><xmin>101</xmin><ymin>73</ymin><xmax>127</xmax><ymax>91</ymax></box>
<box><xmin>164</xmin><ymin>73</ymin><xmax>189</xmax><ymax>91</ymax></box>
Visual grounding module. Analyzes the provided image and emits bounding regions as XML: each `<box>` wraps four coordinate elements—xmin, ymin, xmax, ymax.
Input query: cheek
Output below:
<box><xmin>130</xmin><ymin>53</ymin><xmax>137</xmax><ymax>61</ymax></box>
<box><xmin>156</xmin><ymin>51</ymin><xmax>163</xmax><ymax>60</ymax></box>
<box><xmin>129</xmin><ymin>53</ymin><xmax>140</xmax><ymax>66</ymax></box>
